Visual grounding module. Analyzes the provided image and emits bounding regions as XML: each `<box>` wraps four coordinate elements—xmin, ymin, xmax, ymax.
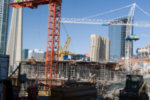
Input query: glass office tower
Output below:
<box><xmin>22</xmin><ymin>49</ymin><xmax>29</xmax><ymax>60</ymax></box>
<box><xmin>0</xmin><ymin>0</ymin><xmax>9</xmax><ymax>54</ymax></box>
<box><xmin>109</xmin><ymin>17</ymin><xmax>133</xmax><ymax>60</ymax></box>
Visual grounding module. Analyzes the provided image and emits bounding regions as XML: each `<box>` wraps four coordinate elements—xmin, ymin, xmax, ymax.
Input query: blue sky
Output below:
<box><xmin>8</xmin><ymin>0</ymin><xmax>150</xmax><ymax>54</ymax></box>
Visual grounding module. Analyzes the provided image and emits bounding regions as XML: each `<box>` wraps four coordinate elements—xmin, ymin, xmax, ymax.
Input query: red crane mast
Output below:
<box><xmin>9</xmin><ymin>0</ymin><xmax>62</xmax><ymax>89</ymax></box>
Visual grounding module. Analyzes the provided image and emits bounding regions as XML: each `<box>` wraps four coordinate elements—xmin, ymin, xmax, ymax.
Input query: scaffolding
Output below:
<box><xmin>10</xmin><ymin>60</ymin><xmax>126</xmax><ymax>91</ymax></box>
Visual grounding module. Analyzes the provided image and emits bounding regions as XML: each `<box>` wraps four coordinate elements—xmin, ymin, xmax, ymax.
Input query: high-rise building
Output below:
<box><xmin>6</xmin><ymin>6</ymin><xmax>23</xmax><ymax>71</ymax></box>
<box><xmin>109</xmin><ymin>17</ymin><xmax>133</xmax><ymax>60</ymax></box>
<box><xmin>28</xmin><ymin>49</ymin><xmax>44</xmax><ymax>60</ymax></box>
<box><xmin>22</xmin><ymin>49</ymin><xmax>29</xmax><ymax>60</ymax></box>
<box><xmin>136</xmin><ymin>44</ymin><xmax>150</xmax><ymax>58</ymax></box>
<box><xmin>90</xmin><ymin>34</ymin><xmax>109</xmax><ymax>62</ymax></box>
<box><xmin>0</xmin><ymin>0</ymin><xmax>9</xmax><ymax>55</ymax></box>
<box><xmin>99</xmin><ymin>36</ymin><xmax>110</xmax><ymax>61</ymax></box>
<box><xmin>44</xmin><ymin>51</ymin><xmax>46</xmax><ymax>59</ymax></box>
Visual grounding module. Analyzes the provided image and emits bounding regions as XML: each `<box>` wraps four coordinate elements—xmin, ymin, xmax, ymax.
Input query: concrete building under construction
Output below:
<box><xmin>10</xmin><ymin>60</ymin><xmax>125</xmax><ymax>93</ymax></box>
<box><xmin>137</xmin><ymin>44</ymin><xmax>150</xmax><ymax>58</ymax></box>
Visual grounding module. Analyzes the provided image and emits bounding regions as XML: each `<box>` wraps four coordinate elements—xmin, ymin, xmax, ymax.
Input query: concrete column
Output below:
<box><xmin>6</xmin><ymin>7</ymin><xmax>23</xmax><ymax>73</ymax></box>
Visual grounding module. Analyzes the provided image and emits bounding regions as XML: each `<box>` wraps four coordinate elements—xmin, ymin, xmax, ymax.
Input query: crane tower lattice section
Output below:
<box><xmin>9</xmin><ymin>0</ymin><xmax>62</xmax><ymax>89</ymax></box>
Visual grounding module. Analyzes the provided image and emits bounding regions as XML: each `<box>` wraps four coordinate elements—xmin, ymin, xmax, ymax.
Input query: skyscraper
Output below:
<box><xmin>22</xmin><ymin>49</ymin><xmax>29</xmax><ymax>60</ymax></box>
<box><xmin>90</xmin><ymin>34</ymin><xmax>100</xmax><ymax>62</ymax></box>
<box><xmin>0</xmin><ymin>0</ymin><xmax>9</xmax><ymax>55</ymax></box>
<box><xmin>90</xmin><ymin>34</ymin><xmax>109</xmax><ymax>62</ymax></box>
<box><xmin>99</xmin><ymin>36</ymin><xmax>109</xmax><ymax>61</ymax></box>
<box><xmin>28</xmin><ymin>49</ymin><xmax>44</xmax><ymax>60</ymax></box>
<box><xmin>109</xmin><ymin>17</ymin><xmax>132</xmax><ymax>60</ymax></box>
<box><xmin>7</xmin><ymin>6</ymin><xmax>23</xmax><ymax>71</ymax></box>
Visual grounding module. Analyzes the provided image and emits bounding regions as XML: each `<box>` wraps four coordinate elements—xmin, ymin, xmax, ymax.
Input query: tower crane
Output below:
<box><xmin>8</xmin><ymin>0</ymin><xmax>62</xmax><ymax>90</ymax></box>
<box><xmin>125</xmin><ymin>3</ymin><xmax>136</xmax><ymax>73</ymax></box>
<box><xmin>8</xmin><ymin>1</ymin><xmax>150</xmax><ymax>90</ymax></box>
<box><xmin>61</xmin><ymin>18</ymin><xmax>150</xmax><ymax>27</ymax></box>
<box><xmin>59</xmin><ymin>36</ymin><xmax>71</xmax><ymax>60</ymax></box>
<box><xmin>61</xmin><ymin>3</ymin><xmax>150</xmax><ymax>73</ymax></box>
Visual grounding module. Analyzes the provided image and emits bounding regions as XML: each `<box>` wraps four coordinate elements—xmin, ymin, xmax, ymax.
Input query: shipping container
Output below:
<box><xmin>0</xmin><ymin>55</ymin><xmax>9</xmax><ymax>80</ymax></box>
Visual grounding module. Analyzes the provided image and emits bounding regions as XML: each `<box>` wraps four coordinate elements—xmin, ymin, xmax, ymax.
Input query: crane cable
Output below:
<box><xmin>83</xmin><ymin>4</ymin><xmax>132</xmax><ymax>19</ymax></box>
<box><xmin>61</xmin><ymin>3</ymin><xmax>150</xmax><ymax>27</ymax></box>
<box><xmin>62</xmin><ymin>23</ymin><xmax>69</xmax><ymax>36</ymax></box>
<box><xmin>136</xmin><ymin>5</ymin><xmax>150</xmax><ymax>17</ymax></box>
<box><xmin>60</xmin><ymin>23</ymin><xmax>70</xmax><ymax>52</ymax></box>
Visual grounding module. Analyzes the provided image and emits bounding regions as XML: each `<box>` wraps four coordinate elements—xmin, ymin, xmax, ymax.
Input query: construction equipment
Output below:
<box><xmin>60</xmin><ymin>3</ymin><xmax>150</xmax><ymax>73</ymax></box>
<box><xmin>62</xmin><ymin>3</ymin><xmax>139</xmax><ymax>73</ymax></box>
<box><xmin>9</xmin><ymin>0</ymin><xmax>62</xmax><ymax>90</ymax></box>
<box><xmin>59</xmin><ymin>36</ymin><xmax>71</xmax><ymax>60</ymax></box>
<box><xmin>89</xmin><ymin>74</ymin><xmax>96</xmax><ymax>83</ymax></box>
<box><xmin>125</xmin><ymin>34</ymin><xmax>139</xmax><ymax>41</ymax></box>
<box><xmin>61</xmin><ymin>3</ymin><xmax>150</xmax><ymax>27</ymax></box>
<box><xmin>119</xmin><ymin>75</ymin><xmax>149</xmax><ymax>100</ymax></box>
<box><xmin>50</xmin><ymin>81</ymin><xmax>97</xmax><ymax>100</ymax></box>
<box><xmin>8</xmin><ymin>1</ymin><xmax>150</xmax><ymax>91</ymax></box>
<box><xmin>124</xmin><ymin>3</ymin><xmax>136</xmax><ymax>72</ymax></box>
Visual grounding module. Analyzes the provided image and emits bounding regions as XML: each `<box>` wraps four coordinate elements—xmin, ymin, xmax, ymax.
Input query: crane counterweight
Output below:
<box><xmin>9</xmin><ymin>0</ymin><xmax>62</xmax><ymax>8</ymax></box>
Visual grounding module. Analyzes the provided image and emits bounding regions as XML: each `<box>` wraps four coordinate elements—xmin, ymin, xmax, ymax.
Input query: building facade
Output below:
<box><xmin>99</xmin><ymin>36</ymin><xmax>110</xmax><ymax>61</ymax></box>
<box><xmin>118</xmin><ymin>57</ymin><xmax>150</xmax><ymax>75</ymax></box>
<box><xmin>109</xmin><ymin>17</ymin><xmax>132</xmax><ymax>60</ymax></box>
<box><xmin>136</xmin><ymin>44</ymin><xmax>150</xmax><ymax>58</ymax></box>
<box><xmin>22</xmin><ymin>49</ymin><xmax>29</xmax><ymax>60</ymax></box>
<box><xmin>0</xmin><ymin>0</ymin><xmax>9</xmax><ymax>55</ymax></box>
<box><xmin>90</xmin><ymin>34</ymin><xmax>109</xmax><ymax>62</ymax></box>
<box><xmin>6</xmin><ymin>7</ymin><xmax>23</xmax><ymax>72</ymax></box>
<box><xmin>28</xmin><ymin>49</ymin><xmax>44</xmax><ymax>60</ymax></box>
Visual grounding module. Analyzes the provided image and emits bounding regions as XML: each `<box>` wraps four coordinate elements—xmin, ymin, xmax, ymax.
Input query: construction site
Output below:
<box><xmin>10</xmin><ymin>60</ymin><xmax>124</xmax><ymax>87</ymax></box>
<box><xmin>1</xmin><ymin>0</ymin><xmax>150</xmax><ymax>100</ymax></box>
